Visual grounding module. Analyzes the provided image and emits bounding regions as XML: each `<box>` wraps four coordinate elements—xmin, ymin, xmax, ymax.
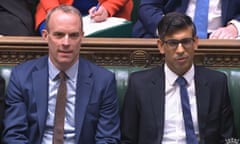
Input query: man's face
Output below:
<box><xmin>42</xmin><ymin>10</ymin><xmax>83</xmax><ymax>71</ymax></box>
<box><xmin>157</xmin><ymin>27</ymin><xmax>198</xmax><ymax>75</ymax></box>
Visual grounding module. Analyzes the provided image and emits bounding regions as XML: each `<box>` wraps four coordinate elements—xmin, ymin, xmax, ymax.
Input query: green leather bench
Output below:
<box><xmin>109</xmin><ymin>66</ymin><xmax>240</xmax><ymax>138</ymax></box>
<box><xmin>0</xmin><ymin>66</ymin><xmax>239</xmax><ymax>138</ymax></box>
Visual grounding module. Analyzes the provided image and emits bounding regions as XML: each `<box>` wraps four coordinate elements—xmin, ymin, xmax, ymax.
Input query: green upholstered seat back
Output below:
<box><xmin>131</xmin><ymin>0</ymin><xmax>140</xmax><ymax>24</ymax></box>
<box><xmin>215</xmin><ymin>68</ymin><xmax>240</xmax><ymax>137</ymax></box>
<box><xmin>0</xmin><ymin>66</ymin><xmax>239</xmax><ymax>138</ymax></box>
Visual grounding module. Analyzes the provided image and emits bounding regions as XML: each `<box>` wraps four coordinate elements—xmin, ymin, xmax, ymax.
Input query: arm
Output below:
<box><xmin>209</xmin><ymin>22</ymin><xmax>239</xmax><ymax>39</ymax></box>
<box><xmin>95</xmin><ymin>73</ymin><xmax>120</xmax><ymax>143</ymax></box>
<box><xmin>36</xmin><ymin>0</ymin><xmax>72</xmax><ymax>32</ymax></box>
<box><xmin>89</xmin><ymin>0</ymin><xmax>131</xmax><ymax>22</ymax></box>
<box><xmin>219</xmin><ymin>74</ymin><xmax>236</xmax><ymax>143</ymax></box>
<box><xmin>39</xmin><ymin>0</ymin><xmax>60</xmax><ymax>12</ymax></box>
<box><xmin>2</xmin><ymin>67</ymin><xmax>29</xmax><ymax>144</ymax></box>
<box><xmin>209</xmin><ymin>1</ymin><xmax>240</xmax><ymax>39</ymax></box>
<box><xmin>138</xmin><ymin>0</ymin><xmax>167</xmax><ymax>36</ymax></box>
<box><xmin>100</xmin><ymin>0</ymin><xmax>129</xmax><ymax>17</ymax></box>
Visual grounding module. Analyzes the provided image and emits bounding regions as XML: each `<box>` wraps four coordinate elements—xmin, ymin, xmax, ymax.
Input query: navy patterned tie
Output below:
<box><xmin>176</xmin><ymin>76</ymin><xmax>198</xmax><ymax>144</ymax></box>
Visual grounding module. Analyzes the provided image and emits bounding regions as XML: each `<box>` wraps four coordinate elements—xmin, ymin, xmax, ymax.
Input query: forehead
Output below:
<box><xmin>164</xmin><ymin>27</ymin><xmax>193</xmax><ymax>40</ymax></box>
<box><xmin>48</xmin><ymin>10</ymin><xmax>82</xmax><ymax>32</ymax></box>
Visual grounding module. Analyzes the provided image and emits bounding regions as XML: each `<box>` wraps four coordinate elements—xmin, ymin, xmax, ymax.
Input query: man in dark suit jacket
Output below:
<box><xmin>121</xmin><ymin>12</ymin><xmax>236</xmax><ymax>144</ymax></box>
<box><xmin>2</xmin><ymin>5</ymin><xmax>120</xmax><ymax>144</ymax></box>
<box><xmin>0</xmin><ymin>76</ymin><xmax>5</xmax><ymax>143</ymax></box>
<box><xmin>132</xmin><ymin>0</ymin><xmax>240</xmax><ymax>38</ymax></box>
<box><xmin>0</xmin><ymin>0</ymin><xmax>37</xmax><ymax>35</ymax></box>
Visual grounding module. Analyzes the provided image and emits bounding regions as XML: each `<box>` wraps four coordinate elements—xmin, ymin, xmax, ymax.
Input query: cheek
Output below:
<box><xmin>48</xmin><ymin>48</ymin><xmax>57</xmax><ymax>58</ymax></box>
<box><xmin>187</xmin><ymin>49</ymin><xmax>195</xmax><ymax>57</ymax></box>
<box><xmin>48</xmin><ymin>39</ymin><xmax>60</xmax><ymax>49</ymax></box>
<box><xmin>72</xmin><ymin>41</ymin><xmax>81</xmax><ymax>50</ymax></box>
<box><xmin>165</xmin><ymin>50</ymin><xmax>175</xmax><ymax>58</ymax></box>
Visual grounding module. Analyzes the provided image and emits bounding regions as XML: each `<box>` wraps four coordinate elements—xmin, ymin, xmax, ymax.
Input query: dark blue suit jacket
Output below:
<box><xmin>132</xmin><ymin>0</ymin><xmax>240</xmax><ymax>38</ymax></box>
<box><xmin>2</xmin><ymin>56</ymin><xmax>120</xmax><ymax>144</ymax></box>
<box><xmin>121</xmin><ymin>65</ymin><xmax>236</xmax><ymax>144</ymax></box>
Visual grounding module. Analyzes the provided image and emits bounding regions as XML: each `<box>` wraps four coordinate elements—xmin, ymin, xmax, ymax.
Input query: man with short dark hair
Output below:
<box><xmin>121</xmin><ymin>12</ymin><xmax>236</xmax><ymax>144</ymax></box>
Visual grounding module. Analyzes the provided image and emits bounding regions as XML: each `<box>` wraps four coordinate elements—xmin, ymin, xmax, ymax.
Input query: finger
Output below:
<box><xmin>209</xmin><ymin>29</ymin><xmax>222</xmax><ymax>39</ymax></box>
<box><xmin>92</xmin><ymin>15</ymin><xmax>106</xmax><ymax>22</ymax></box>
<box><xmin>89</xmin><ymin>7</ymin><xmax>97</xmax><ymax>16</ymax></box>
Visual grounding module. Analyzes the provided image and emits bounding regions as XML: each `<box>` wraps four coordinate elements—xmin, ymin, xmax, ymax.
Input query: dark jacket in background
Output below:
<box><xmin>0</xmin><ymin>0</ymin><xmax>38</xmax><ymax>36</ymax></box>
<box><xmin>133</xmin><ymin>0</ymin><xmax>240</xmax><ymax>37</ymax></box>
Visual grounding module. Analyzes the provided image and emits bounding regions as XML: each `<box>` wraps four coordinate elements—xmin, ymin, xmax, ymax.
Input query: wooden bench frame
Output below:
<box><xmin>0</xmin><ymin>36</ymin><xmax>240</xmax><ymax>68</ymax></box>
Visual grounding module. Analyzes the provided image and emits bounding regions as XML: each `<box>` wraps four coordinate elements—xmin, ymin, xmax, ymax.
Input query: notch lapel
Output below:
<box><xmin>33</xmin><ymin>59</ymin><xmax>49</xmax><ymax>137</ymax></box>
<box><xmin>150</xmin><ymin>66</ymin><xmax>165</xmax><ymax>142</ymax></box>
<box><xmin>75</xmin><ymin>59</ymin><xmax>93</xmax><ymax>142</ymax></box>
<box><xmin>194</xmin><ymin>67</ymin><xmax>210</xmax><ymax>139</ymax></box>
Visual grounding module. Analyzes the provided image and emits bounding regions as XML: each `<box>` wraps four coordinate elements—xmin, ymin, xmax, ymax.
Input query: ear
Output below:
<box><xmin>41</xmin><ymin>29</ymin><xmax>48</xmax><ymax>40</ymax></box>
<box><xmin>157</xmin><ymin>39</ymin><xmax>165</xmax><ymax>54</ymax></box>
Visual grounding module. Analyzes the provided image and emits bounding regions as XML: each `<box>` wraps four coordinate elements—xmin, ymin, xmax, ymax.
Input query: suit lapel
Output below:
<box><xmin>150</xmin><ymin>65</ymin><xmax>165</xmax><ymax>142</ymax></box>
<box><xmin>33</xmin><ymin>57</ymin><xmax>49</xmax><ymax>136</ymax></box>
<box><xmin>75</xmin><ymin>59</ymin><xmax>93</xmax><ymax>142</ymax></box>
<box><xmin>194</xmin><ymin>67</ymin><xmax>210</xmax><ymax>138</ymax></box>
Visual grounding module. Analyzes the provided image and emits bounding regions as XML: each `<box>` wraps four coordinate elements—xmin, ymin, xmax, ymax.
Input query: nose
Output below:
<box><xmin>176</xmin><ymin>43</ymin><xmax>185</xmax><ymax>53</ymax></box>
<box><xmin>62</xmin><ymin>34</ymin><xmax>70</xmax><ymax>45</ymax></box>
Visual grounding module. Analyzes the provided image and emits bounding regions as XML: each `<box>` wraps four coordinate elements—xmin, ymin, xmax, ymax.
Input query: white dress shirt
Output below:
<box><xmin>186</xmin><ymin>0</ymin><xmax>240</xmax><ymax>35</ymax></box>
<box><xmin>42</xmin><ymin>58</ymin><xmax>79</xmax><ymax>144</ymax></box>
<box><xmin>162</xmin><ymin>64</ymin><xmax>199</xmax><ymax>144</ymax></box>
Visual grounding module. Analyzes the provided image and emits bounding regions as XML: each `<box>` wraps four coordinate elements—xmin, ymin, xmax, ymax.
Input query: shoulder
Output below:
<box><xmin>196</xmin><ymin>66</ymin><xmax>226</xmax><ymax>76</ymax></box>
<box><xmin>195</xmin><ymin>66</ymin><xmax>227</xmax><ymax>82</ymax></box>
<box><xmin>129</xmin><ymin>66</ymin><xmax>162</xmax><ymax>82</ymax></box>
<box><xmin>79</xmin><ymin>58</ymin><xmax>114</xmax><ymax>77</ymax></box>
<box><xmin>13</xmin><ymin>56</ymin><xmax>47</xmax><ymax>72</ymax></box>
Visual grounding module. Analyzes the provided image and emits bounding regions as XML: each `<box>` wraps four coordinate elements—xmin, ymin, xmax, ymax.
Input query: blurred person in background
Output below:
<box><xmin>0</xmin><ymin>0</ymin><xmax>37</xmax><ymax>36</ymax></box>
<box><xmin>35</xmin><ymin>0</ymin><xmax>133</xmax><ymax>35</ymax></box>
<box><xmin>132</xmin><ymin>0</ymin><xmax>240</xmax><ymax>39</ymax></box>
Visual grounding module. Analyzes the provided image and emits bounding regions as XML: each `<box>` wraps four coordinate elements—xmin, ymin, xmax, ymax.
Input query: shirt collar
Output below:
<box><xmin>48</xmin><ymin>58</ymin><xmax>79</xmax><ymax>82</ymax></box>
<box><xmin>164</xmin><ymin>64</ymin><xmax>195</xmax><ymax>86</ymax></box>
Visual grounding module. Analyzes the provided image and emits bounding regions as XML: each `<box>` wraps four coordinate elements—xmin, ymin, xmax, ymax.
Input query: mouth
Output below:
<box><xmin>176</xmin><ymin>56</ymin><xmax>187</xmax><ymax>64</ymax></box>
<box><xmin>58</xmin><ymin>50</ymin><xmax>73</xmax><ymax>56</ymax></box>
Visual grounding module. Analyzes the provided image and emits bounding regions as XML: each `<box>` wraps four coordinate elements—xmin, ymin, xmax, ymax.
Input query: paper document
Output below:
<box><xmin>83</xmin><ymin>15</ymin><xmax>128</xmax><ymax>36</ymax></box>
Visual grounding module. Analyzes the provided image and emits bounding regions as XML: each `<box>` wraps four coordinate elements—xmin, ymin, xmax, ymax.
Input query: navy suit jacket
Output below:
<box><xmin>2</xmin><ymin>56</ymin><xmax>120</xmax><ymax>144</ymax></box>
<box><xmin>121</xmin><ymin>65</ymin><xmax>236</xmax><ymax>144</ymax></box>
<box><xmin>0</xmin><ymin>76</ymin><xmax>5</xmax><ymax>143</ymax></box>
<box><xmin>132</xmin><ymin>0</ymin><xmax>240</xmax><ymax>37</ymax></box>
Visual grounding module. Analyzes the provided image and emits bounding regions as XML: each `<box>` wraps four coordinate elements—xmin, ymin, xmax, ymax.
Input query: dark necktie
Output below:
<box><xmin>53</xmin><ymin>71</ymin><xmax>67</xmax><ymax>144</ymax></box>
<box><xmin>194</xmin><ymin>0</ymin><xmax>209</xmax><ymax>38</ymax></box>
<box><xmin>176</xmin><ymin>76</ymin><xmax>198</xmax><ymax>144</ymax></box>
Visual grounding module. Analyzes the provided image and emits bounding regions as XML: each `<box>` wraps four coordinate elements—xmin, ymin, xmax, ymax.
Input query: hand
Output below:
<box><xmin>209</xmin><ymin>24</ymin><xmax>238</xmax><ymax>39</ymax></box>
<box><xmin>89</xmin><ymin>6</ymin><xmax>109</xmax><ymax>22</ymax></box>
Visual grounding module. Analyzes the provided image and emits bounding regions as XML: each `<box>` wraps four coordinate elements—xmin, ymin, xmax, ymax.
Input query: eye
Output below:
<box><xmin>181</xmin><ymin>38</ymin><xmax>193</xmax><ymax>44</ymax></box>
<box><xmin>69</xmin><ymin>33</ymin><xmax>80</xmax><ymax>39</ymax></box>
<box><xmin>181</xmin><ymin>38</ymin><xmax>194</xmax><ymax>47</ymax></box>
<box><xmin>167</xmin><ymin>40</ymin><xmax>179</xmax><ymax>47</ymax></box>
<box><xmin>53</xmin><ymin>32</ymin><xmax>65</xmax><ymax>38</ymax></box>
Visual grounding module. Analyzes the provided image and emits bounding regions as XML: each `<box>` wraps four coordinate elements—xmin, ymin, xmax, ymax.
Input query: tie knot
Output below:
<box><xmin>58</xmin><ymin>71</ymin><xmax>67</xmax><ymax>81</ymax></box>
<box><xmin>176</xmin><ymin>76</ymin><xmax>187</xmax><ymax>86</ymax></box>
